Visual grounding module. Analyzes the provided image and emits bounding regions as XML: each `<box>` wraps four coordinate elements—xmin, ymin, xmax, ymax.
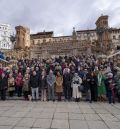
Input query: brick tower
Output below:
<box><xmin>96</xmin><ymin>15</ymin><xmax>111</xmax><ymax>54</ymax></box>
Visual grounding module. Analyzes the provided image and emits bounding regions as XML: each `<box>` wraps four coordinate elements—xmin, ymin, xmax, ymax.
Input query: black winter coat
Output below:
<box><xmin>63</xmin><ymin>73</ymin><xmax>72</xmax><ymax>87</ymax></box>
<box><xmin>0</xmin><ymin>77</ymin><xmax>8</xmax><ymax>90</ymax></box>
<box><xmin>30</xmin><ymin>75</ymin><xmax>39</xmax><ymax>88</ymax></box>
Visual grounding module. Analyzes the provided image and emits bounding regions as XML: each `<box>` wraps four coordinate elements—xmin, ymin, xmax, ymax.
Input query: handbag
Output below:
<box><xmin>78</xmin><ymin>85</ymin><xmax>84</xmax><ymax>92</ymax></box>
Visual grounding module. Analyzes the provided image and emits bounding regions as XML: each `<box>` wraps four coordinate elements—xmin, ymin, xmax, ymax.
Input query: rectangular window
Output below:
<box><xmin>113</xmin><ymin>35</ymin><xmax>116</xmax><ymax>39</ymax></box>
<box><xmin>119</xmin><ymin>35</ymin><xmax>120</xmax><ymax>39</ymax></box>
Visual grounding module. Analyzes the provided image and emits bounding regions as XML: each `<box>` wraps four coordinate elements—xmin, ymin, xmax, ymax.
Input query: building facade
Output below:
<box><xmin>14</xmin><ymin>15</ymin><xmax>120</xmax><ymax>59</ymax></box>
<box><xmin>30</xmin><ymin>28</ymin><xmax>92</xmax><ymax>58</ymax></box>
<box><xmin>0</xmin><ymin>23</ymin><xmax>14</xmax><ymax>49</ymax></box>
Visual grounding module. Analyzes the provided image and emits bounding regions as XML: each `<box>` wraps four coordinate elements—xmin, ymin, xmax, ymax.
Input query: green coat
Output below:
<box><xmin>97</xmin><ymin>74</ymin><xmax>106</xmax><ymax>95</ymax></box>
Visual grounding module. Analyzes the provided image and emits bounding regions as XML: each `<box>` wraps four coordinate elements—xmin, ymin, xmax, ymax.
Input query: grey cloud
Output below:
<box><xmin>0</xmin><ymin>0</ymin><xmax>120</xmax><ymax>36</ymax></box>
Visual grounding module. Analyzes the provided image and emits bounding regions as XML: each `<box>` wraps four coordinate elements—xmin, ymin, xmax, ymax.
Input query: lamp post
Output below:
<box><xmin>10</xmin><ymin>35</ymin><xmax>15</xmax><ymax>59</ymax></box>
<box><xmin>10</xmin><ymin>35</ymin><xmax>15</xmax><ymax>48</ymax></box>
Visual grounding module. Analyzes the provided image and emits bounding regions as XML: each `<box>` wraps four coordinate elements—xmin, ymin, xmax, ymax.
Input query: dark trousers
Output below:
<box><xmin>64</xmin><ymin>85</ymin><xmax>71</xmax><ymax>100</ymax></box>
<box><xmin>1</xmin><ymin>90</ymin><xmax>6</xmax><ymax>100</ymax></box>
<box><xmin>108</xmin><ymin>90</ymin><xmax>115</xmax><ymax>104</ymax></box>
<box><xmin>16</xmin><ymin>86</ymin><xmax>22</xmax><ymax>97</ymax></box>
<box><xmin>57</xmin><ymin>92</ymin><xmax>62</xmax><ymax>101</ymax></box>
<box><xmin>9</xmin><ymin>91</ymin><xmax>14</xmax><ymax>97</ymax></box>
<box><xmin>116</xmin><ymin>93</ymin><xmax>120</xmax><ymax>102</ymax></box>
<box><xmin>23</xmin><ymin>91</ymin><xmax>29</xmax><ymax>99</ymax></box>
<box><xmin>118</xmin><ymin>96</ymin><xmax>120</xmax><ymax>102</ymax></box>
<box><xmin>90</xmin><ymin>85</ymin><xmax>98</xmax><ymax>101</ymax></box>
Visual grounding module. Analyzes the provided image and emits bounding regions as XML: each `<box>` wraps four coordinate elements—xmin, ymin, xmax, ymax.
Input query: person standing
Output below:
<box><xmin>89</xmin><ymin>71</ymin><xmax>98</xmax><ymax>102</ymax></box>
<box><xmin>0</xmin><ymin>73</ymin><xmax>8</xmax><ymax>100</ymax></box>
<box><xmin>23</xmin><ymin>73</ymin><xmax>30</xmax><ymax>100</ymax></box>
<box><xmin>83</xmin><ymin>69</ymin><xmax>91</xmax><ymax>102</ymax></box>
<box><xmin>8</xmin><ymin>73</ymin><xmax>15</xmax><ymax>97</ymax></box>
<box><xmin>114</xmin><ymin>72</ymin><xmax>120</xmax><ymax>102</ymax></box>
<box><xmin>0</xmin><ymin>64</ymin><xmax>3</xmax><ymax>77</ymax></box>
<box><xmin>30</xmin><ymin>71</ymin><xmax>39</xmax><ymax>101</ymax></box>
<box><xmin>15</xmin><ymin>72</ymin><xmax>23</xmax><ymax>97</ymax></box>
<box><xmin>105</xmin><ymin>73</ymin><xmax>115</xmax><ymax>104</ymax></box>
<box><xmin>97</xmin><ymin>70</ymin><xmax>106</xmax><ymax>101</ymax></box>
<box><xmin>71</xmin><ymin>73</ymin><xmax>82</xmax><ymax>102</ymax></box>
<box><xmin>63</xmin><ymin>69</ymin><xmax>72</xmax><ymax>101</ymax></box>
<box><xmin>47</xmin><ymin>70</ymin><xmax>56</xmax><ymax>101</ymax></box>
<box><xmin>41</xmin><ymin>69</ymin><xmax>47</xmax><ymax>101</ymax></box>
<box><xmin>55</xmin><ymin>71</ymin><xmax>63</xmax><ymax>101</ymax></box>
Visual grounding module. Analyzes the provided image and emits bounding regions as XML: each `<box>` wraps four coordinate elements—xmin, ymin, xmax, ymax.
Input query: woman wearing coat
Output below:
<box><xmin>15</xmin><ymin>72</ymin><xmax>23</xmax><ymax>97</ymax></box>
<box><xmin>23</xmin><ymin>73</ymin><xmax>30</xmax><ymax>100</ymax></box>
<box><xmin>71</xmin><ymin>73</ymin><xmax>82</xmax><ymax>102</ymax></box>
<box><xmin>97</xmin><ymin>70</ymin><xmax>106</xmax><ymax>101</ymax></box>
<box><xmin>55</xmin><ymin>71</ymin><xmax>63</xmax><ymax>101</ymax></box>
<box><xmin>8</xmin><ymin>73</ymin><xmax>15</xmax><ymax>97</ymax></box>
<box><xmin>89</xmin><ymin>71</ymin><xmax>98</xmax><ymax>102</ymax></box>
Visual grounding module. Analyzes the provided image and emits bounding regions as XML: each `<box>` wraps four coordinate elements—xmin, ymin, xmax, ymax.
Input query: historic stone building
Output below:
<box><xmin>15</xmin><ymin>26</ymin><xmax>30</xmax><ymax>49</ymax></box>
<box><xmin>13</xmin><ymin>15</ymin><xmax>120</xmax><ymax>59</ymax></box>
<box><xmin>30</xmin><ymin>28</ymin><xmax>92</xmax><ymax>58</ymax></box>
<box><xmin>0</xmin><ymin>23</ymin><xmax>14</xmax><ymax>49</ymax></box>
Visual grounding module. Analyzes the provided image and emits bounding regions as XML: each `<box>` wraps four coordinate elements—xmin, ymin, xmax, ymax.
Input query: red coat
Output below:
<box><xmin>0</xmin><ymin>68</ymin><xmax>3</xmax><ymax>77</ymax></box>
<box><xmin>15</xmin><ymin>75</ymin><xmax>23</xmax><ymax>87</ymax></box>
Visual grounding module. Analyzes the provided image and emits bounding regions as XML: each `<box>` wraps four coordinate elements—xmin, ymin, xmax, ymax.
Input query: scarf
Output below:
<box><xmin>98</xmin><ymin>74</ymin><xmax>102</xmax><ymax>86</ymax></box>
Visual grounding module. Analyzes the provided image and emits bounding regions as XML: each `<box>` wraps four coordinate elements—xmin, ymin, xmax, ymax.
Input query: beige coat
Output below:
<box><xmin>55</xmin><ymin>76</ymin><xmax>63</xmax><ymax>93</ymax></box>
<box><xmin>23</xmin><ymin>78</ymin><xmax>30</xmax><ymax>92</ymax></box>
<box><xmin>8</xmin><ymin>77</ymin><xmax>15</xmax><ymax>91</ymax></box>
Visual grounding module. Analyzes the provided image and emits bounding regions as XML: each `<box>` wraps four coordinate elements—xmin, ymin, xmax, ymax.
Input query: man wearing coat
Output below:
<box><xmin>63</xmin><ymin>68</ymin><xmax>72</xmax><ymax>101</ymax></box>
<box><xmin>0</xmin><ymin>73</ymin><xmax>8</xmax><ymax>100</ymax></box>
<box><xmin>47</xmin><ymin>70</ymin><xmax>56</xmax><ymax>101</ymax></box>
<box><xmin>30</xmin><ymin>71</ymin><xmax>39</xmax><ymax>101</ymax></box>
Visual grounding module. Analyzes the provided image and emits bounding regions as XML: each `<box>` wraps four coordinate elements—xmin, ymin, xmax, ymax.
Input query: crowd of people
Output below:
<box><xmin>0</xmin><ymin>55</ymin><xmax>120</xmax><ymax>104</ymax></box>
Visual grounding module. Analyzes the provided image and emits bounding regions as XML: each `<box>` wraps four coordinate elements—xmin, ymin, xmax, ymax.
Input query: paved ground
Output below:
<box><xmin>0</xmin><ymin>101</ymin><xmax>120</xmax><ymax>129</ymax></box>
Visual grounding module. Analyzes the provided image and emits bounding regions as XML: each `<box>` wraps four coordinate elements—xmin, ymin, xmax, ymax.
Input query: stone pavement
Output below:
<box><xmin>0</xmin><ymin>101</ymin><xmax>120</xmax><ymax>129</ymax></box>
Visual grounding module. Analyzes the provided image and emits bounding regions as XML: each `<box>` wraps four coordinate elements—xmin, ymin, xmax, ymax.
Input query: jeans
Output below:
<box><xmin>41</xmin><ymin>89</ymin><xmax>47</xmax><ymax>101</ymax></box>
<box><xmin>31</xmin><ymin>87</ymin><xmax>39</xmax><ymax>100</ymax></box>
<box><xmin>48</xmin><ymin>85</ymin><xmax>55</xmax><ymax>100</ymax></box>
<box><xmin>86</xmin><ymin>89</ymin><xmax>91</xmax><ymax>102</ymax></box>
<box><xmin>108</xmin><ymin>90</ymin><xmax>115</xmax><ymax>104</ymax></box>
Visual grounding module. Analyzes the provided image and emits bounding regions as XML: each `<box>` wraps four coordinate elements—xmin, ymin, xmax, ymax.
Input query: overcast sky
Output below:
<box><xmin>0</xmin><ymin>0</ymin><xmax>120</xmax><ymax>36</ymax></box>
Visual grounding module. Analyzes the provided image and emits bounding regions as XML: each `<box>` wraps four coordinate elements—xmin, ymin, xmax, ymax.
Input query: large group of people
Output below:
<box><xmin>0</xmin><ymin>55</ymin><xmax>120</xmax><ymax>104</ymax></box>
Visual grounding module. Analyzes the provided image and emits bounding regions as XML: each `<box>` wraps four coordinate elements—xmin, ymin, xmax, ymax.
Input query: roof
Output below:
<box><xmin>76</xmin><ymin>29</ymin><xmax>96</xmax><ymax>33</ymax></box>
<box><xmin>111</xmin><ymin>28</ymin><xmax>120</xmax><ymax>32</ymax></box>
<box><xmin>31</xmin><ymin>31</ymin><xmax>53</xmax><ymax>36</ymax></box>
<box><xmin>53</xmin><ymin>35</ymin><xmax>71</xmax><ymax>38</ymax></box>
<box><xmin>95</xmin><ymin>15</ymin><xmax>108</xmax><ymax>25</ymax></box>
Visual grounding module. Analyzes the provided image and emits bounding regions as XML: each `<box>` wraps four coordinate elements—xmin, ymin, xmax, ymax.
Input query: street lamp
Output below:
<box><xmin>10</xmin><ymin>35</ymin><xmax>16</xmax><ymax>59</ymax></box>
<box><xmin>10</xmin><ymin>35</ymin><xmax>16</xmax><ymax>48</ymax></box>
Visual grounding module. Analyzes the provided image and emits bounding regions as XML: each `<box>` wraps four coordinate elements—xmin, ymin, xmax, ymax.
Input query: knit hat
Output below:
<box><xmin>107</xmin><ymin>73</ymin><xmax>113</xmax><ymax>77</ymax></box>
